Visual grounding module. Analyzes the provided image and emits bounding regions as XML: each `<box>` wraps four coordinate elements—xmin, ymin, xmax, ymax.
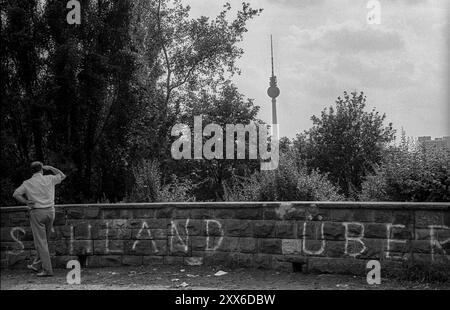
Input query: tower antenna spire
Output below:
<box><xmin>271</xmin><ymin>34</ymin><xmax>274</xmax><ymax>77</ymax></box>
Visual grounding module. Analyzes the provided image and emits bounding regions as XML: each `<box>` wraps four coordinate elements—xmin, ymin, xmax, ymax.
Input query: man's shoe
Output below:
<box><xmin>27</xmin><ymin>264</ymin><xmax>40</xmax><ymax>272</ymax></box>
<box><xmin>36</xmin><ymin>271</ymin><xmax>53</xmax><ymax>277</ymax></box>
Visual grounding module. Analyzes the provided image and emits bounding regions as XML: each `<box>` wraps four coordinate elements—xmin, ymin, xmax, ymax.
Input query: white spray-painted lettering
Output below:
<box><xmin>205</xmin><ymin>219</ymin><xmax>224</xmax><ymax>251</ymax></box>
<box><xmin>132</xmin><ymin>221</ymin><xmax>158</xmax><ymax>253</ymax></box>
<box><xmin>69</xmin><ymin>225</ymin><xmax>74</xmax><ymax>255</ymax></box>
<box><xmin>6</xmin><ymin>214</ymin><xmax>449</xmax><ymax>263</ymax></box>
<box><xmin>386</xmin><ymin>224</ymin><xmax>407</xmax><ymax>260</ymax></box>
<box><xmin>302</xmin><ymin>222</ymin><xmax>325</xmax><ymax>255</ymax></box>
<box><xmin>428</xmin><ymin>225</ymin><xmax>450</xmax><ymax>261</ymax></box>
<box><xmin>343</xmin><ymin>222</ymin><xmax>367</xmax><ymax>258</ymax></box>
<box><xmin>7</xmin><ymin>227</ymin><xmax>25</xmax><ymax>255</ymax></box>
<box><xmin>170</xmin><ymin>219</ymin><xmax>190</xmax><ymax>253</ymax></box>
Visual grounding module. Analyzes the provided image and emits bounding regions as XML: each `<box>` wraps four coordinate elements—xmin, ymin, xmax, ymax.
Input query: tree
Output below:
<box><xmin>304</xmin><ymin>91</ymin><xmax>395</xmax><ymax>197</ymax></box>
<box><xmin>127</xmin><ymin>1</ymin><xmax>262</xmax><ymax>201</ymax></box>
<box><xmin>132</xmin><ymin>0</ymin><xmax>262</xmax><ymax>161</ymax></box>
<box><xmin>1</xmin><ymin>0</ymin><xmax>144</xmax><ymax>203</ymax></box>
<box><xmin>169</xmin><ymin>82</ymin><xmax>261</xmax><ymax>200</ymax></box>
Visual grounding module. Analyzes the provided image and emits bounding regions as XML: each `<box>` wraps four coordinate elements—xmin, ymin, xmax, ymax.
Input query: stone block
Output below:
<box><xmin>223</xmin><ymin>220</ymin><xmax>253</xmax><ymax>237</ymax></box>
<box><xmin>54</xmin><ymin>210</ymin><xmax>66</xmax><ymax>225</ymax></box>
<box><xmin>253</xmin><ymin>254</ymin><xmax>273</xmax><ymax>269</ymax></box>
<box><xmin>101</xmin><ymin>209</ymin><xmax>121</xmax><ymax>219</ymax></box>
<box><xmin>73</xmin><ymin>222</ymin><xmax>94</xmax><ymax>239</ymax></box>
<box><xmin>66</xmin><ymin>208</ymin><xmax>84</xmax><ymax>219</ymax></box>
<box><xmin>71</xmin><ymin>240</ymin><xmax>93</xmax><ymax>255</ymax></box>
<box><xmin>307</xmin><ymin>257</ymin><xmax>366</xmax><ymax>275</ymax></box>
<box><xmin>213</xmin><ymin>209</ymin><xmax>236</xmax><ymax>219</ymax></box>
<box><xmin>185</xmin><ymin>257</ymin><xmax>204</xmax><ymax>266</ymax></box>
<box><xmin>119</xmin><ymin>209</ymin><xmax>134</xmax><ymax>219</ymax></box>
<box><xmin>164</xmin><ymin>256</ymin><xmax>184</xmax><ymax>265</ymax></box>
<box><xmin>143</xmin><ymin>256</ymin><xmax>164</xmax><ymax>265</ymax></box>
<box><xmin>281</xmin><ymin>239</ymin><xmax>302</xmax><ymax>255</ymax></box>
<box><xmin>235</xmin><ymin>208</ymin><xmax>262</xmax><ymax>220</ymax></box>
<box><xmin>258</xmin><ymin>238</ymin><xmax>282</xmax><ymax>254</ymax></box>
<box><xmin>190</xmin><ymin>208</ymin><xmax>213</xmax><ymax>219</ymax></box>
<box><xmin>323</xmin><ymin>222</ymin><xmax>345</xmax><ymax>240</ymax></box>
<box><xmin>365</xmin><ymin>223</ymin><xmax>388</xmax><ymax>239</ymax></box>
<box><xmin>190</xmin><ymin>236</ymin><xmax>207</xmax><ymax>251</ymax></box>
<box><xmin>275</xmin><ymin>221</ymin><xmax>296</xmax><ymax>239</ymax></box>
<box><xmin>173</xmin><ymin>209</ymin><xmax>190</xmax><ymax>219</ymax></box>
<box><xmin>217</xmin><ymin>237</ymin><xmax>239</xmax><ymax>252</ymax></box>
<box><xmin>94</xmin><ymin>240</ymin><xmax>124</xmax><ymax>254</ymax></box>
<box><xmin>415</xmin><ymin>211</ymin><xmax>444</xmax><ymax>228</ymax></box>
<box><xmin>122</xmin><ymin>255</ymin><xmax>143</xmax><ymax>266</ymax></box>
<box><xmin>238</xmin><ymin>238</ymin><xmax>257</xmax><ymax>253</ymax></box>
<box><xmin>253</xmin><ymin>220</ymin><xmax>275</xmax><ymax>238</ymax></box>
<box><xmin>84</xmin><ymin>207</ymin><xmax>100</xmax><ymax>219</ymax></box>
<box><xmin>133</xmin><ymin>209</ymin><xmax>155</xmax><ymax>219</ymax></box>
<box><xmin>87</xmin><ymin>255</ymin><xmax>122</xmax><ymax>267</ymax></box>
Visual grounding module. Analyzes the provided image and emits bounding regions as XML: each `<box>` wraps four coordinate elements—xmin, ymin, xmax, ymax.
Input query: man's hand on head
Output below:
<box><xmin>42</xmin><ymin>164</ymin><xmax>66</xmax><ymax>181</ymax></box>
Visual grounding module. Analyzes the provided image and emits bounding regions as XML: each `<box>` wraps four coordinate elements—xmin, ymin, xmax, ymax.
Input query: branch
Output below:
<box><xmin>169</xmin><ymin>58</ymin><xmax>202</xmax><ymax>91</ymax></box>
<box><xmin>156</xmin><ymin>0</ymin><xmax>172</xmax><ymax>107</ymax></box>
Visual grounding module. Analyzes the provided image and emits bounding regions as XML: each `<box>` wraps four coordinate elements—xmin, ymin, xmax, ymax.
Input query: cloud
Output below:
<box><xmin>291</xmin><ymin>22</ymin><xmax>405</xmax><ymax>54</ymax></box>
<box><xmin>331</xmin><ymin>55</ymin><xmax>416</xmax><ymax>89</ymax></box>
<box><xmin>276</xmin><ymin>0</ymin><xmax>326</xmax><ymax>9</ymax></box>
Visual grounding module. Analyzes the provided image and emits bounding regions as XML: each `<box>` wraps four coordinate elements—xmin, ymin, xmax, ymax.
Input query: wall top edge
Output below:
<box><xmin>1</xmin><ymin>201</ymin><xmax>449</xmax><ymax>212</ymax></box>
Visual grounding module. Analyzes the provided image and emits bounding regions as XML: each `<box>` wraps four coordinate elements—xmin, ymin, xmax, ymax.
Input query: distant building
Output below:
<box><xmin>418</xmin><ymin>136</ymin><xmax>450</xmax><ymax>150</ymax></box>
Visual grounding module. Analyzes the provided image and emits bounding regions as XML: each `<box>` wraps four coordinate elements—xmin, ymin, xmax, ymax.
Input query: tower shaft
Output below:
<box><xmin>272</xmin><ymin>98</ymin><xmax>277</xmax><ymax>125</ymax></box>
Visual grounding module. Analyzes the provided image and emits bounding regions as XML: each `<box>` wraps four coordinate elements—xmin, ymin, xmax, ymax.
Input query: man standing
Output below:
<box><xmin>13</xmin><ymin>162</ymin><xmax>66</xmax><ymax>277</ymax></box>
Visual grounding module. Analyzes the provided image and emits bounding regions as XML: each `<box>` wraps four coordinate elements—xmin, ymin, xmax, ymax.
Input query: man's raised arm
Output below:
<box><xmin>43</xmin><ymin>165</ymin><xmax>66</xmax><ymax>181</ymax></box>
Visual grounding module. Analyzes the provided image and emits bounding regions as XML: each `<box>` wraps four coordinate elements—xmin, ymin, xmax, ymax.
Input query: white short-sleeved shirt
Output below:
<box><xmin>14</xmin><ymin>173</ymin><xmax>62</xmax><ymax>208</ymax></box>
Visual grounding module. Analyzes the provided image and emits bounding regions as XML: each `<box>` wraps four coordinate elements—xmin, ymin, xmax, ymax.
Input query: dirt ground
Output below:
<box><xmin>1</xmin><ymin>265</ymin><xmax>448</xmax><ymax>290</ymax></box>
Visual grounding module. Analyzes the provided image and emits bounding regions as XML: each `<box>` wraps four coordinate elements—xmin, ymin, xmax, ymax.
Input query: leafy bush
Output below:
<box><xmin>359</xmin><ymin>137</ymin><xmax>450</xmax><ymax>202</ymax></box>
<box><xmin>158</xmin><ymin>175</ymin><xmax>196</xmax><ymax>202</ymax></box>
<box><xmin>224</xmin><ymin>153</ymin><xmax>343</xmax><ymax>201</ymax></box>
<box><xmin>128</xmin><ymin>160</ymin><xmax>195</xmax><ymax>202</ymax></box>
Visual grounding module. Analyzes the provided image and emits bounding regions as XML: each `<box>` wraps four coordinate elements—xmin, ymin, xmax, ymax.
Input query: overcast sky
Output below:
<box><xmin>185</xmin><ymin>0</ymin><xmax>449</xmax><ymax>139</ymax></box>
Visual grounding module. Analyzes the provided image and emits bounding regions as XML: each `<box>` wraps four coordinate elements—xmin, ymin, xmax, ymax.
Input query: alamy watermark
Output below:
<box><xmin>170</xmin><ymin>115</ymin><xmax>279</xmax><ymax>171</ymax></box>
<box><xmin>367</xmin><ymin>0</ymin><xmax>381</xmax><ymax>25</ymax></box>
<box><xmin>366</xmin><ymin>260</ymin><xmax>381</xmax><ymax>285</ymax></box>
<box><xmin>66</xmin><ymin>259</ymin><xmax>81</xmax><ymax>284</ymax></box>
<box><xmin>66</xmin><ymin>0</ymin><xmax>81</xmax><ymax>25</ymax></box>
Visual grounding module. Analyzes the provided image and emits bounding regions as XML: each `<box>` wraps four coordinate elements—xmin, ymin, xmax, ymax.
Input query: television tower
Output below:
<box><xmin>267</xmin><ymin>35</ymin><xmax>280</xmax><ymax>137</ymax></box>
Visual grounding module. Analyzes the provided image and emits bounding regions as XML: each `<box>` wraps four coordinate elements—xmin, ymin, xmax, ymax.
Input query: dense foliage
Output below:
<box><xmin>223</xmin><ymin>152</ymin><xmax>343</xmax><ymax>202</ymax></box>
<box><xmin>1</xmin><ymin>0</ymin><xmax>262</xmax><ymax>204</ymax></box>
<box><xmin>359</xmin><ymin>134</ymin><xmax>450</xmax><ymax>202</ymax></box>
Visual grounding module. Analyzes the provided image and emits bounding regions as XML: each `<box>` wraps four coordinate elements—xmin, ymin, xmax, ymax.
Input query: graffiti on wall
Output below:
<box><xmin>4</xmin><ymin>219</ymin><xmax>450</xmax><ymax>262</ymax></box>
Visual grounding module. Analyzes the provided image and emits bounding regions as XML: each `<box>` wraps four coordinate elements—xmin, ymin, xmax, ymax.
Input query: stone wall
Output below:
<box><xmin>1</xmin><ymin>202</ymin><xmax>449</xmax><ymax>276</ymax></box>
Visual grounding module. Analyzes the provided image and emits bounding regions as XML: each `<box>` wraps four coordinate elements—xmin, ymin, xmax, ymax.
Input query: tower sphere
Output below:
<box><xmin>267</xmin><ymin>85</ymin><xmax>280</xmax><ymax>98</ymax></box>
